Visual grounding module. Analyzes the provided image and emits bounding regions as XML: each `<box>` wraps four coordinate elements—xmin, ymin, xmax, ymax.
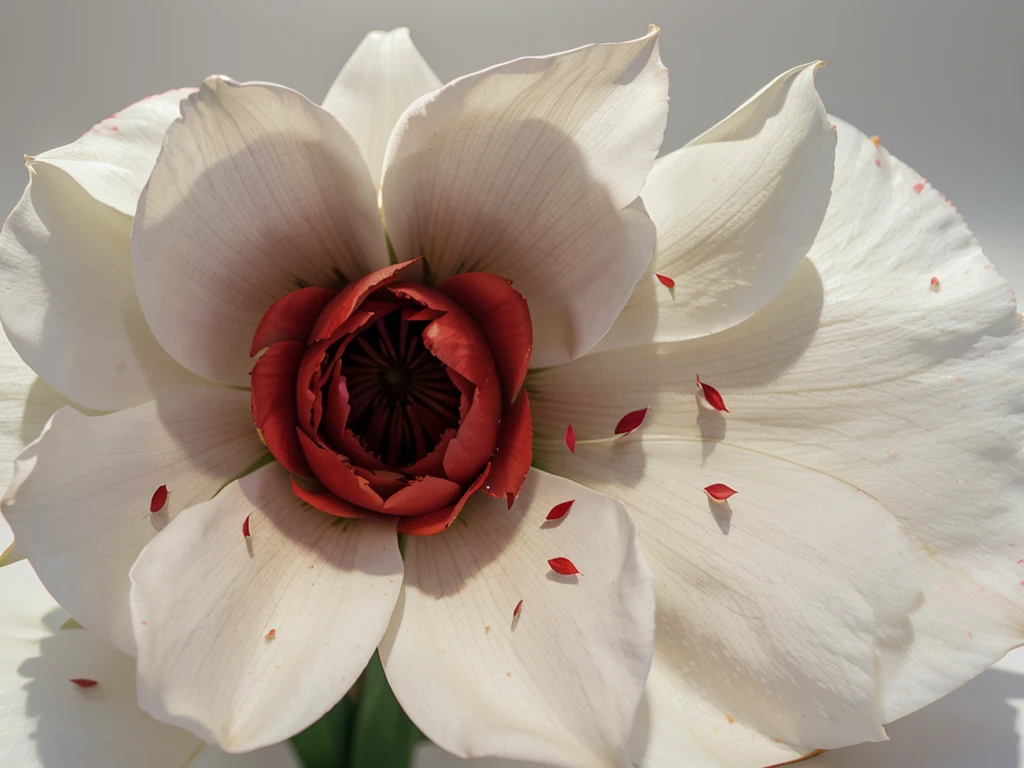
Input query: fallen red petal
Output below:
<box><xmin>930</xmin><ymin>276</ymin><xmax>941</xmax><ymax>291</ymax></box>
<box><xmin>548</xmin><ymin>557</ymin><xmax>581</xmax><ymax>576</ymax></box>
<box><xmin>70</xmin><ymin>678</ymin><xmax>98</xmax><ymax>688</ymax></box>
<box><xmin>655</xmin><ymin>273</ymin><xmax>675</xmax><ymax>289</ymax></box>
<box><xmin>150</xmin><ymin>484</ymin><xmax>168</xmax><ymax>513</ymax></box>
<box><xmin>243</xmin><ymin>513</ymin><xmax>252</xmax><ymax>538</ymax></box>
<box><xmin>546</xmin><ymin>500</ymin><xmax>575</xmax><ymax>521</ymax></box>
<box><xmin>704</xmin><ymin>483</ymin><xmax>738</xmax><ymax>501</ymax></box>
<box><xmin>614</xmin><ymin>407</ymin><xmax>648</xmax><ymax>435</ymax></box>
<box><xmin>696</xmin><ymin>375</ymin><xmax>729</xmax><ymax>412</ymax></box>
<box><xmin>265</xmin><ymin>628</ymin><xmax>276</xmax><ymax>640</ymax></box>
<box><xmin>565</xmin><ymin>424</ymin><xmax>576</xmax><ymax>453</ymax></box>
<box><xmin>913</xmin><ymin>181</ymin><xmax>925</xmax><ymax>194</ymax></box>
<box><xmin>513</xmin><ymin>599</ymin><xmax>523</xmax><ymax>618</ymax></box>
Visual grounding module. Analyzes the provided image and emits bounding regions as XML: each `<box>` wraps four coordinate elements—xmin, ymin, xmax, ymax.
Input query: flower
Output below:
<box><xmin>0</xmin><ymin>25</ymin><xmax>1021</xmax><ymax>768</ymax></box>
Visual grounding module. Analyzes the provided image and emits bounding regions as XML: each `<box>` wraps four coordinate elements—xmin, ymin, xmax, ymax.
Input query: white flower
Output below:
<box><xmin>0</xmin><ymin>24</ymin><xmax>1021</xmax><ymax>768</ymax></box>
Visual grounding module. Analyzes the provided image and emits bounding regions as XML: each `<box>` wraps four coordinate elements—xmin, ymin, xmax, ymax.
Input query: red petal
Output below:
<box><xmin>265</xmin><ymin>629</ymin><xmax>276</xmax><ymax>640</ymax></box>
<box><xmin>290</xmin><ymin>477</ymin><xmax>371</xmax><ymax>518</ymax></box>
<box><xmin>564</xmin><ymin>424</ymin><xmax>576</xmax><ymax>453</ymax></box>
<box><xmin>704</xmin><ymin>483</ymin><xmax>737</xmax><ymax>501</ymax></box>
<box><xmin>438</xmin><ymin>272</ymin><xmax>533</xmax><ymax>402</ymax></box>
<box><xmin>309</xmin><ymin>259</ymin><xmax>423</xmax><ymax>342</ymax></box>
<box><xmin>442</xmin><ymin>366</ymin><xmax>502</xmax><ymax>485</ymax></box>
<box><xmin>251</xmin><ymin>341</ymin><xmax>311</xmax><ymax>476</ymax></box>
<box><xmin>655</xmin><ymin>273</ymin><xmax>675</xmax><ymax>289</ymax></box>
<box><xmin>150</xmin><ymin>485</ymin><xmax>168</xmax><ymax>513</ymax></box>
<box><xmin>546</xmin><ymin>499</ymin><xmax>575</xmax><ymax>521</ymax></box>
<box><xmin>381</xmin><ymin>475</ymin><xmax>464</xmax><ymax>517</ymax></box>
<box><xmin>614</xmin><ymin>407</ymin><xmax>648</xmax><ymax>435</ymax></box>
<box><xmin>696</xmin><ymin>375</ymin><xmax>729</xmax><ymax>413</ymax></box>
<box><xmin>250</xmin><ymin>286</ymin><xmax>337</xmax><ymax>356</ymax></box>
<box><xmin>297</xmin><ymin>430</ymin><xmax>385</xmax><ymax>511</ymax></box>
<box><xmin>513</xmin><ymin>599</ymin><xmax>523</xmax><ymax>618</ymax></box>
<box><xmin>398</xmin><ymin>465</ymin><xmax>491</xmax><ymax>536</ymax></box>
<box><xmin>548</xmin><ymin>557</ymin><xmax>581</xmax><ymax>576</ymax></box>
<box><xmin>242</xmin><ymin>513</ymin><xmax>252</xmax><ymax>537</ymax></box>
<box><xmin>484</xmin><ymin>390</ymin><xmax>532</xmax><ymax>504</ymax></box>
<box><xmin>70</xmin><ymin>678</ymin><xmax>98</xmax><ymax>688</ymax></box>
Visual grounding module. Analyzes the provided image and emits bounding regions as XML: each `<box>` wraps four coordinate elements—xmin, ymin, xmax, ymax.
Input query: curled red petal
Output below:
<box><xmin>614</xmin><ymin>407</ymin><xmax>648</xmax><ymax>435</ymax></box>
<box><xmin>696</xmin><ymin>375</ymin><xmax>729</xmax><ymax>413</ymax></box>
<box><xmin>150</xmin><ymin>485</ymin><xmax>168</xmax><ymax>513</ymax></box>
<box><xmin>309</xmin><ymin>258</ymin><xmax>423</xmax><ymax>342</ymax></box>
<box><xmin>548</xmin><ymin>557</ymin><xmax>580</xmax><ymax>576</ymax></box>
<box><xmin>704</xmin><ymin>483</ymin><xmax>737</xmax><ymax>501</ymax></box>
<box><xmin>242</xmin><ymin>513</ymin><xmax>252</xmax><ymax>538</ymax></box>
<box><xmin>564</xmin><ymin>424</ymin><xmax>576</xmax><ymax>453</ymax></box>
<box><xmin>484</xmin><ymin>390</ymin><xmax>532</xmax><ymax>504</ymax></box>
<box><xmin>297</xmin><ymin>430</ymin><xmax>385</xmax><ymax>511</ymax></box>
<box><xmin>250</xmin><ymin>286</ymin><xmax>337</xmax><ymax>356</ymax></box>
<box><xmin>442</xmin><ymin>366</ymin><xmax>502</xmax><ymax>485</ymax></box>
<box><xmin>655</xmin><ymin>273</ymin><xmax>675</xmax><ymax>289</ymax></box>
<box><xmin>265</xmin><ymin>629</ymin><xmax>276</xmax><ymax>640</ymax></box>
<box><xmin>438</xmin><ymin>272</ymin><xmax>533</xmax><ymax>402</ymax></box>
<box><xmin>290</xmin><ymin>477</ymin><xmax>372</xmax><ymax>518</ymax></box>
<box><xmin>70</xmin><ymin>678</ymin><xmax>98</xmax><ymax>688</ymax></box>
<box><xmin>398</xmin><ymin>465</ymin><xmax>490</xmax><ymax>536</ymax></box>
<box><xmin>546</xmin><ymin>499</ymin><xmax>575</xmax><ymax>521</ymax></box>
<box><xmin>251</xmin><ymin>341</ymin><xmax>311</xmax><ymax>476</ymax></box>
<box><xmin>513</xmin><ymin>599</ymin><xmax>523</xmax><ymax>619</ymax></box>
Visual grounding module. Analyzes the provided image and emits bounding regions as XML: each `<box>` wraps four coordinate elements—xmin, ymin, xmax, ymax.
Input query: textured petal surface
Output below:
<box><xmin>131</xmin><ymin>463</ymin><xmax>403</xmax><ymax>752</ymax></box>
<box><xmin>322</xmin><ymin>27</ymin><xmax>442</xmax><ymax>187</ymax></box>
<box><xmin>0</xmin><ymin>161</ymin><xmax>200</xmax><ymax>410</ymax></box>
<box><xmin>528</xmin><ymin>117</ymin><xmax>1024</xmax><ymax>761</ymax></box>
<box><xmin>382</xmin><ymin>29</ymin><xmax>667</xmax><ymax>367</ymax></box>
<box><xmin>31</xmin><ymin>89</ymin><xmax>194</xmax><ymax>217</ymax></box>
<box><xmin>2</xmin><ymin>387</ymin><xmax>264</xmax><ymax>654</ymax></box>
<box><xmin>132</xmin><ymin>77</ymin><xmax>388</xmax><ymax>386</ymax></box>
<box><xmin>597</xmin><ymin>63</ymin><xmax>835</xmax><ymax>352</ymax></box>
<box><xmin>380</xmin><ymin>468</ymin><xmax>654</xmax><ymax>768</ymax></box>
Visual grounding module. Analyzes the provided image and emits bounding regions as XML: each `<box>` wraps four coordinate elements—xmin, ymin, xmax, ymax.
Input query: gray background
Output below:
<box><xmin>0</xmin><ymin>0</ymin><xmax>1020</xmax><ymax>283</ymax></box>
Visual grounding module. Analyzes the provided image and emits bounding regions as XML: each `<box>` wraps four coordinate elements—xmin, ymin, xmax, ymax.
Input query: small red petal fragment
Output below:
<box><xmin>930</xmin><ymin>276</ymin><xmax>940</xmax><ymax>291</ymax></box>
<box><xmin>546</xmin><ymin>500</ymin><xmax>575</xmax><ymax>521</ymax></box>
<box><xmin>548</xmin><ymin>557</ymin><xmax>581</xmax><ymax>576</ymax></box>
<box><xmin>874</xmin><ymin>158</ymin><xmax>881</xmax><ymax>167</ymax></box>
<box><xmin>655</xmin><ymin>273</ymin><xmax>675</xmax><ymax>289</ymax></box>
<box><xmin>150</xmin><ymin>485</ymin><xmax>168</xmax><ymax>513</ymax></box>
<box><xmin>696</xmin><ymin>375</ymin><xmax>729</xmax><ymax>412</ymax></box>
<box><xmin>70</xmin><ymin>678</ymin><xmax>98</xmax><ymax>688</ymax></box>
<box><xmin>704</xmin><ymin>483</ymin><xmax>737</xmax><ymax>501</ymax></box>
<box><xmin>265</xmin><ymin>628</ymin><xmax>276</xmax><ymax>640</ymax></box>
<box><xmin>614</xmin><ymin>408</ymin><xmax>648</xmax><ymax>435</ymax></box>
<box><xmin>913</xmin><ymin>182</ymin><xmax>925</xmax><ymax>194</ymax></box>
<box><xmin>513</xmin><ymin>599</ymin><xmax>523</xmax><ymax>618</ymax></box>
<box><xmin>242</xmin><ymin>513</ymin><xmax>252</xmax><ymax>538</ymax></box>
<box><xmin>564</xmin><ymin>424</ymin><xmax>576</xmax><ymax>453</ymax></box>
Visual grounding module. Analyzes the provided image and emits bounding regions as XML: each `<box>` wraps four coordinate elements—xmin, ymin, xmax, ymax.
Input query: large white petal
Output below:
<box><xmin>380</xmin><ymin>468</ymin><xmax>654</xmax><ymax>768</ymax></box>
<box><xmin>322</xmin><ymin>27</ymin><xmax>442</xmax><ymax>187</ymax></box>
<box><xmin>528</xmin><ymin>117</ymin><xmax>1024</xmax><ymax>760</ymax></box>
<box><xmin>382</xmin><ymin>28</ymin><xmax>667</xmax><ymax>368</ymax></box>
<box><xmin>132</xmin><ymin>77</ymin><xmax>389</xmax><ymax>386</ymax></box>
<box><xmin>131</xmin><ymin>463</ymin><xmax>403</xmax><ymax>752</ymax></box>
<box><xmin>2</xmin><ymin>386</ymin><xmax>265</xmax><ymax>655</ymax></box>
<box><xmin>0</xmin><ymin>161</ymin><xmax>201</xmax><ymax>411</ymax></box>
<box><xmin>596</xmin><ymin>63</ymin><xmax>835</xmax><ymax>352</ymax></box>
<box><xmin>31</xmin><ymin>89</ymin><xmax>194</xmax><ymax>218</ymax></box>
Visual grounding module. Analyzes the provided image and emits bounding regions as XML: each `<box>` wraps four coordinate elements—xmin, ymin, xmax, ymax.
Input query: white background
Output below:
<box><xmin>1</xmin><ymin>1</ymin><xmax>1022</xmax><ymax>766</ymax></box>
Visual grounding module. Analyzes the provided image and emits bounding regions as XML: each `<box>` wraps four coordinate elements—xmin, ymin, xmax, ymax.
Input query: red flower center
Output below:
<box><xmin>249</xmin><ymin>260</ymin><xmax>534</xmax><ymax>535</ymax></box>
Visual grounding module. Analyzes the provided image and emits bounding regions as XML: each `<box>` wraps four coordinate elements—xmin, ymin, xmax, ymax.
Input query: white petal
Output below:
<box><xmin>0</xmin><ymin>510</ymin><xmax>12</xmax><ymax>563</ymax></box>
<box><xmin>382</xmin><ymin>28</ymin><xmax>668</xmax><ymax>368</ymax></box>
<box><xmin>0</xmin><ymin>559</ymin><xmax>200</xmax><ymax>768</ymax></box>
<box><xmin>131</xmin><ymin>463</ymin><xmax>403</xmax><ymax>752</ymax></box>
<box><xmin>528</xmin><ymin>118</ymin><xmax>1024</xmax><ymax>758</ymax></box>
<box><xmin>2</xmin><ymin>386</ymin><xmax>265</xmax><ymax>654</ymax></box>
<box><xmin>32</xmin><ymin>89</ymin><xmax>195</xmax><ymax>217</ymax></box>
<box><xmin>596</xmin><ymin>63</ymin><xmax>835</xmax><ymax>352</ymax></box>
<box><xmin>322</xmin><ymin>28</ymin><xmax>442</xmax><ymax>188</ymax></box>
<box><xmin>0</xmin><ymin>162</ymin><xmax>201</xmax><ymax>411</ymax></box>
<box><xmin>132</xmin><ymin>77</ymin><xmax>389</xmax><ymax>386</ymax></box>
<box><xmin>380</xmin><ymin>468</ymin><xmax>654</xmax><ymax>768</ymax></box>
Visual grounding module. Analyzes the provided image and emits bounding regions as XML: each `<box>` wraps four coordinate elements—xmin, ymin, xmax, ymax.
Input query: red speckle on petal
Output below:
<box><xmin>110</xmin><ymin>125</ymin><xmax>119</xmax><ymax>132</ymax></box>
<box><xmin>564</xmin><ymin>424</ymin><xmax>576</xmax><ymax>453</ymax></box>
<box><xmin>655</xmin><ymin>273</ymin><xmax>675</xmax><ymax>289</ymax></box>
<box><xmin>913</xmin><ymin>182</ymin><xmax>925</xmax><ymax>194</ymax></box>
<box><xmin>548</xmin><ymin>557</ymin><xmax>581</xmax><ymax>576</ymax></box>
<box><xmin>150</xmin><ymin>485</ymin><xmax>168</xmax><ymax>513</ymax></box>
<box><xmin>696</xmin><ymin>375</ymin><xmax>729</xmax><ymax>412</ymax></box>
<box><xmin>614</xmin><ymin>408</ymin><xmax>648</xmax><ymax>435</ymax></box>
<box><xmin>874</xmin><ymin>159</ymin><xmax>881</xmax><ymax>167</ymax></box>
<box><xmin>70</xmin><ymin>678</ymin><xmax>98</xmax><ymax>688</ymax></box>
<box><xmin>704</xmin><ymin>483</ymin><xmax>737</xmax><ymax>501</ymax></box>
<box><xmin>930</xmin><ymin>276</ymin><xmax>940</xmax><ymax>291</ymax></box>
<box><xmin>265</xmin><ymin>628</ymin><xmax>276</xmax><ymax>640</ymax></box>
<box><xmin>513</xmin><ymin>599</ymin><xmax>523</xmax><ymax>619</ymax></box>
<box><xmin>546</xmin><ymin>500</ymin><xmax>575</xmax><ymax>521</ymax></box>
<box><xmin>1016</xmin><ymin>559</ymin><xmax>1024</xmax><ymax>565</ymax></box>
<box><xmin>243</xmin><ymin>513</ymin><xmax>252</xmax><ymax>538</ymax></box>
